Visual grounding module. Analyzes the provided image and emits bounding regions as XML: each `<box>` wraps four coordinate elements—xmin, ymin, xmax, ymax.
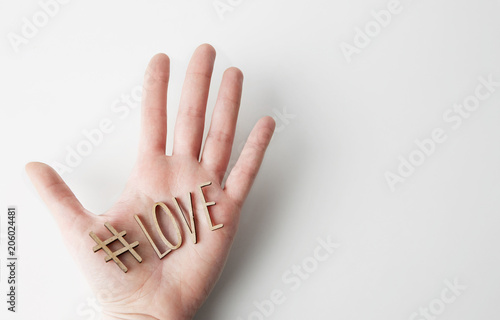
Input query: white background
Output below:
<box><xmin>1</xmin><ymin>0</ymin><xmax>500</xmax><ymax>319</ymax></box>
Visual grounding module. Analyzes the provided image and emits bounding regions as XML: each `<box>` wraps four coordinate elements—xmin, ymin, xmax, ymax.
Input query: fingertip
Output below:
<box><xmin>25</xmin><ymin>161</ymin><xmax>86</xmax><ymax>216</ymax></box>
<box><xmin>224</xmin><ymin>67</ymin><xmax>244</xmax><ymax>83</ymax></box>
<box><xmin>25</xmin><ymin>162</ymin><xmax>63</xmax><ymax>186</ymax></box>
<box><xmin>260</xmin><ymin>116</ymin><xmax>276</xmax><ymax>131</ymax></box>
<box><xmin>25</xmin><ymin>161</ymin><xmax>49</xmax><ymax>177</ymax></box>
<box><xmin>255</xmin><ymin>116</ymin><xmax>276</xmax><ymax>143</ymax></box>
<box><xmin>197</xmin><ymin>43</ymin><xmax>216</xmax><ymax>58</ymax></box>
<box><xmin>146</xmin><ymin>53</ymin><xmax>171</xmax><ymax>83</ymax></box>
<box><xmin>25</xmin><ymin>161</ymin><xmax>37</xmax><ymax>173</ymax></box>
<box><xmin>225</xmin><ymin>66</ymin><xmax>243</xmax><ymax>76</ymax></box>
<box><xmin>150</xmin><ymin>53</ymin><xmax>170</xmax><ymax>64</ymax></box>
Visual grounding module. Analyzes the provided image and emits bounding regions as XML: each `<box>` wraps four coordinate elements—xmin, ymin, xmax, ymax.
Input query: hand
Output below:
<box><xmin>26</xmin><ymin>44</ymin><xmax>275</xmax><ymax>320</ymax></box>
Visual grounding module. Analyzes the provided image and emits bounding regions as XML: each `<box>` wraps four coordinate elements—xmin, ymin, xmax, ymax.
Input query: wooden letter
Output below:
<box><xmin>152</xmin><ymin>202</ymin><xmax>182</xmax><ymax>250</ymax></box>
<box><xmin>134</xmin><ymin>202</ymin><xmax>183</xmax><ymax>259</ymax></box>
<box><xmin>134</xmin><ymin>214</ymin><xmax>172</xmax><ymax>259</ymax></box>
<box><xmin>198</xmin><ymin>181</ymin><xmax>223</xmax><ymax>231</ymax></box>
<box><xmin>173</xmin><ymin>193</ymin><xmax>197</xmax><ymax>244</ymax></box>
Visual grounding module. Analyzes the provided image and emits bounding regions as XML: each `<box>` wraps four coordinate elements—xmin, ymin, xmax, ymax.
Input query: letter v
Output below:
<box><xmin>173</xmin><ymin>193</ymin><xmax>197</xmax><ymax>244</ymax></box>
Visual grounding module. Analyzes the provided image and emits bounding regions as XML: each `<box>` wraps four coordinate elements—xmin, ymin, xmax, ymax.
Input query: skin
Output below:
<box><xmin>26</xmin><ymin>44</ymin><xmax>276</xmax><ymax>320</ymax></box>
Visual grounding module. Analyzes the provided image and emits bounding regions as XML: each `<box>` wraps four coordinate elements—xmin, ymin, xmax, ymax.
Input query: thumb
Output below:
<box><xmin>25</xmin><ymin>162</ymin><xmax>92</xmax><ymax>238</ymax></box>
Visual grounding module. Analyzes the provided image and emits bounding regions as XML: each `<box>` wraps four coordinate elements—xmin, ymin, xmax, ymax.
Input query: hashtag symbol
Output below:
<box><xmin>89</xmin><ymin>222</ymin><xmax>142</xmax><ymax>273</ymax></box>
<box><xmin>9</xmin><ymin>251</ymin><xmax>14</xmax><ymax>256</ymax></box>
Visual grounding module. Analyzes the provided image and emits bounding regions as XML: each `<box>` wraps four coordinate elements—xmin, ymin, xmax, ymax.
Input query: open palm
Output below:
<box><xmin>26</xmin><ymin>44</ymin><xmax>275</xmax><ymax>320</ymax></box>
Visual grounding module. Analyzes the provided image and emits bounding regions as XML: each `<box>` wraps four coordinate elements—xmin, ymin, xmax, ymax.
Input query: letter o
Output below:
<box><xmin>409</xmin><ymin>149</ymin><xmax>425</xmax><ymax>167</ymax></box>
<box><xmin>152</xmin><ymin>202</ymin><xmax>182</xmax><ymax>250</ymax></box>
<box><xmin>464</xmin><ymin>95</ymin><xmax>479</xmax><ymax>112</ymax></box>
<box><xmin>302</xmin><ymin>257</ymin><xmax>318</xmax><ymax>273</ymax></box>
<box><xmin>365</xmin><ymin>21</ymin><xmax>381</xmax><ymax>37</ymax></box>
<box><xmin>33</xmin><ymin>12</ymin><xmax>49</xmax><ymax>27</ymax></box>
<box><xmin>131</xmin><ymin>86</ymin><xmax>142</xmax><ymax>102</ymax></box>
<box><xmin>429</xmin><ymin>298</ymin><xmax>445</xmax><ymax>315</ymax></box>
<box><xmin>76</xmin><ymin>140</ymin><xmax>93</xmax><ymax>156</ymax></box>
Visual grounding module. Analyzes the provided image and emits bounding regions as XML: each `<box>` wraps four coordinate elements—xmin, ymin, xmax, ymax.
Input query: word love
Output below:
<box><xmin>134</xmin><ymin>181</ymin><xmax>223</xmax><ymax>259</ymax></box>
<box><xmin>90</xmin><ymin>182</ymin><xmax>223</xmax><ymax>273</ymax></box>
